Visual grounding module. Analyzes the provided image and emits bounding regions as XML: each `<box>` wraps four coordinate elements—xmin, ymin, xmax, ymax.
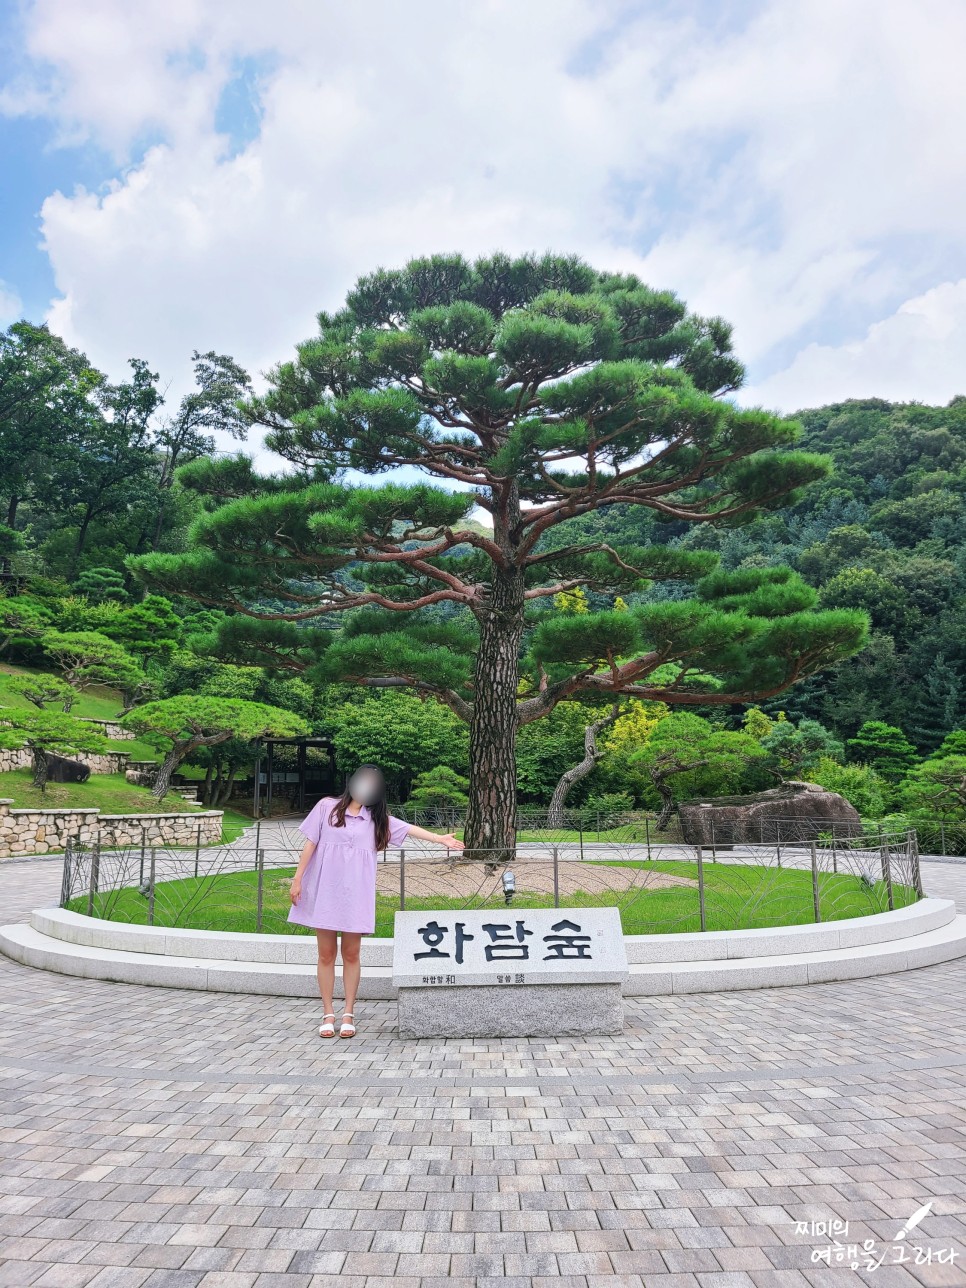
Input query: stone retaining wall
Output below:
<box><xmin>80</xmin><ymin>718</ymin><xmax>135</xmax><ymax>739</ymax></box>
<box><xmin>0</xmin><ymin>745</ymin><xmax>135</xmax><ymax>776</ymax></box>
<box><xmin>0</xmin><ymin>799</ymin><xmax>223</xmax><ymax>857</ymax></box>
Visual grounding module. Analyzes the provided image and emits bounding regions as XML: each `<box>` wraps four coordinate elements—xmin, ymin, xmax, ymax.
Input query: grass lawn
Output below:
<box><xmin>68</xmin><ymin>857</ymin><xmax>917</xmax><ymax>936</ymax></box>
<box><xmin>0</xmin><ymin>663</ymin><xmax>162</xmax><ymax>762</ymax></box>
<box><xmin>514</xmin><ymin>821</ymin><xmax>683</xmax><ymax>844</ymax></box>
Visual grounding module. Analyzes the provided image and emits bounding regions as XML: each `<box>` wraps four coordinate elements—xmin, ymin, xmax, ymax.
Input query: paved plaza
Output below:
<box><xmin>1</xmin><ymin>855</ymin><xmax>965</xmax><ymax>1288</ymax></box>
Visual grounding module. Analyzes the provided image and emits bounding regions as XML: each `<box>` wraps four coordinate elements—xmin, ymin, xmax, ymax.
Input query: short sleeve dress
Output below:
<box><xmin>287</xmin><ymin>797</ymin><xmax>411</xmax><ymax>934</ymax></box>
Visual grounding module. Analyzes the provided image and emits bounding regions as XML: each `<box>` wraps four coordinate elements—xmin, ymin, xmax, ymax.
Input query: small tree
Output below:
<box><xmin>808</xmin><ymin>755</ymin><xmax>890</xmax><ymax>816</ymax></box>
<box><xmin>8</xmin><ymin>675</ymin><xmax>75</xmax><ymax>713</ymax></box>
<box><xmin>408</xmin><ymin>766</ymin><xmax>470</xmax><ymax>810</ymax></box>
<box><xmin>741</xmin><ymin>705</ymin><xmax>776</xmax><ymax>740</ymax></box>
<box><xmin>119</xmin><ymin>696</ymin><xmax>311</xmax><ymax>800</ymax></box>
<box><xmin>0</xmin><ymin>708</ymin><xmax>110</xmax><ymax>791</ymax></box>
<box><xmin>929</xmin><ymin>729</ymin><xmax>966</xmax><ymax>759</ymax></box>
<box><xmin>41</xmin><ymin>629</ymin><xmax>142</xmax><ymax>694</ymax></box>
<box><xmin>629</xmin><ymin>712</ymin><xmax>768</xmax><ymax>827</ymax></box>
<box><xmin>901</xmin><ymin>755</ymin><xmax>966</xmax><ymax>819</ymax></box>
<box><xmin>847</xmin><ymin>720</ymin><xmax>918</xmax><ymax>782</ymax></box>
<box><xmin>103</xmin><ymin>596</ymin><xmax>183</xmax><ymax>661</ymax></box>
<box><xmin>73</xmin><ymin>567</ymin><xmax>130</xmax><ymax>603</ymax></box>
<box><xmin>0</xmin><ymin>596</ymin><xmax>52</xmax><ymax>656</ymax></box>
<box><xmin>760</xmin><ymin>717</ymin><xmax>844</xmax><ymax>782</ymax></box>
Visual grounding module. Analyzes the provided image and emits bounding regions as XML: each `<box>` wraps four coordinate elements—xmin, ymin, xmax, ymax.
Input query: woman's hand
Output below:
<box><xmin>439</xmin><ymin>833</ymin><xmax>463</xmax><ymax>851</ymax></box>
<box><xmin>289</xmin><ymin>875</ymin><xmax>302</xmax><ymax>905</ymax></box>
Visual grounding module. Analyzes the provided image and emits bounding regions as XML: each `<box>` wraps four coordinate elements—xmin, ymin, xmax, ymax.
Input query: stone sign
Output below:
<box><xmin>392</xmin><ymin>906</ymin><xmax>628</xmax><ymax>1038</ymax></box>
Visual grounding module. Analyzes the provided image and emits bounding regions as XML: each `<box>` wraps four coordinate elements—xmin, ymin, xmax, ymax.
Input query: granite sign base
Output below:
<box><xmin>396</xmin><ymin>980</ymin><xmax>625</xmax><ymax>1038</ymax></box>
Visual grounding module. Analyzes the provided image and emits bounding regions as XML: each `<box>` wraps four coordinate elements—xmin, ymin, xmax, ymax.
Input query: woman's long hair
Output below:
<box><xmin>327</xmin><ymin>764</ymin><xmax>391</xmax><ymax>850</ymax></box>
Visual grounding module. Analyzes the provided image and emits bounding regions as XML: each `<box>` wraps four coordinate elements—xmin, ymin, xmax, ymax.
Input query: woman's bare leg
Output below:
<box><xmin>339</xmin><ymin>932</ymin><xmax>363</xmax><ymax>1016</ymax></box>
<box><xmin>315</xmin><ymin>929</ymin><xmax>338</xmax><ymax>1014</ymax></box>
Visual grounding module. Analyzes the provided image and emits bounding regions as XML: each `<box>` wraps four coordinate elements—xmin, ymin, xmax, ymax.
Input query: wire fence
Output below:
<box><xmin>901</xmin><ymin>817</ymin><xmax>966</xmax><ymax>858</ymax></box>
<box><xmin>59</xmin><ymin>816</ymin><xmax>924</xmax><ymax>939</ymax></box>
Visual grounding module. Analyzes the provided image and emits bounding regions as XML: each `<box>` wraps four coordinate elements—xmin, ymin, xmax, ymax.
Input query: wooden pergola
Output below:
<box><xmin>251</xmin><ymin>735</ymin><xmax>338</xmax><ymax>818</ymax></box>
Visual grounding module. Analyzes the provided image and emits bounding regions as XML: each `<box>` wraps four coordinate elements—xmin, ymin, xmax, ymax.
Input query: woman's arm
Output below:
<box><xmin>289</xmin><ymin>839</ymin><xmax>316</xmax><ymax>904</ymax></box>
<box><xmin>405</xmin><ymin>823</ymin><xmax>464</xmax><ymax>850</ymax></box>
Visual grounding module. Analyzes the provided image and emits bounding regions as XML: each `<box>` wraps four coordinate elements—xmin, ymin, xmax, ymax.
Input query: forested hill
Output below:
<box><xmin>678</xmin><ymin>396</ymin><xmax>966</xmax><ymax>748</ymax></box>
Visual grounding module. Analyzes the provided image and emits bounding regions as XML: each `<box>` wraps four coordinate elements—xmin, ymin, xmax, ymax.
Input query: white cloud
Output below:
<box><xmin>0</xmin><ymin>281</ymin><xmax>23</xmax><ymax>326</ymax></box>
<box><xmin>1</xmin><ymin>0</ymin><xmax>965</xmax><ymax>435</ymax></box>
<box><xmin>740</xmin><ymin>279</ymin><xmax>966</xmax><ymax>412</ymax></box>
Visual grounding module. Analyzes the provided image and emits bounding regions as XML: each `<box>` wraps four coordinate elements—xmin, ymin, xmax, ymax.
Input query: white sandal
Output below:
<box><xmin>339</xmin><ymin>1011</ymin><xmax>356</xmax><ymax>1038</ymax></box>
<box><xmin>319</xmin><ymin>1013</ymin><xmax>336</xmax><ymax>1038</ymax></box>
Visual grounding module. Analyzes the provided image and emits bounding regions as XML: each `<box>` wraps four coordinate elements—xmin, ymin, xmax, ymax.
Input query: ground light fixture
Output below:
<box><xmin>502</xmin><ymin>867</ymin><xmax>516</xmax><ymax>904</ymax></box>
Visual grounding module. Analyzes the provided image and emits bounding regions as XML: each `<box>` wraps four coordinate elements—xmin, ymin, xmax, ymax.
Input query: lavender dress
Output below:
<box><xmin>288</xmin><ymin>797</ymin><xmax>411</xmax><ymax>934</ymax></box>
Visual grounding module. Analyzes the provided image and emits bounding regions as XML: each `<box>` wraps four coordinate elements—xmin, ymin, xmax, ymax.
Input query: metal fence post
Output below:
<box><xmin>940</xmin><ymin>820</ymin><xmax>947</xmax><ymax>857</ymax></box>
<box><xmin>148</xmin><ymin>847</ymin><xmax>156</xmax><ymax>925</ymax></box>
<box><xmin>139</xmin><ymin>823</ymin><xmax>146</xmax><ymax>889</ymax></box>
<box><xmin>810</xmin><ymin>840</ymin><xmax>821</xmax><ymax>923</ymax></box>
<box><xmin>710</xmin><ymin>818</ymin><xmax>717</xmax><ymax>863</ymax></box>
<box><xmin>908</xmin><ymin>828</ymin><xmax>924</xmax><ymax>899</ymax></box>
<box><xmin>399</xmin><ymin>847</ymin><xmax>405</xmax><ymax>912</ymax></box>
<box><xmin>552</xmin><ymin>844</ymin><xmax>559</xmax><ymax>908</ymax></box>
<box><xmin>578</xmin><ymin>816</ymin><xmax>584</xmax><ymax>863</ymax></box>
<box><xmin>194</xmin><ymin>820</ymin><xmax>202</xmax><ymax>879</ymax></box>
<box><xmin>256</xmin><ymin>845</ymin><xmax>265</xmax><ymax>932</ymax></box>
<box><xmin>696</xmin><ymin>845</ymin><xmax>706</xmax><ymax>932</ymax></box>
<box><xmin>87</xmin><ymin>840</ymin><xmax>100</xmax><ymax>917</ymax></box>
<box><xmin>644</xmin><ymin>815</ymin><xmax>651</xmax><ymax>861</ymax></box>
<box><xmin>880</xmin><ymin>831</ymin><xmax>894</xmax><ymax>911</ymax></box>
<box><xmin>60</xmin><ymin>838</ymin><xmax>73</xmax><ymax>908</ymax></box>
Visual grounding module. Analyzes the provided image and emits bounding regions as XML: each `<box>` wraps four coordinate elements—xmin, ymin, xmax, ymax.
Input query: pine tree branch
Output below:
<box><xmin>347</xmin><ymin>675</ymin><xmax>472</xmax><ymax>722</ymax></box>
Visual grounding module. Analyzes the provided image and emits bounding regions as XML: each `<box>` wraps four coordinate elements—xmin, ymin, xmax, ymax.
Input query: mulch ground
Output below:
<box><xmin>374</xmin><ymin>858</ymin><xmax>697</xmax><ymax>900</ymax></box>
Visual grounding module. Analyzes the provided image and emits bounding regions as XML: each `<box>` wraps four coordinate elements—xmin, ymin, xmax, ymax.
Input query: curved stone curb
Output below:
<box><xmin>2</xmin><ymin>898</ymin><xmax>965</xmax><ymax>998</ymax></box>
<box><xmin>24</xmin><ymin>896</ymin><xmax>958</xmax><ymax>964</ymax></box>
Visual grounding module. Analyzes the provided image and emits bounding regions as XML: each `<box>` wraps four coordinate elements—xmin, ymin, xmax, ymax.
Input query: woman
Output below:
<box><xmin>288</xmin><ymin>764</ymin><xmax>463</xmax><ymax>1038</ymax></box>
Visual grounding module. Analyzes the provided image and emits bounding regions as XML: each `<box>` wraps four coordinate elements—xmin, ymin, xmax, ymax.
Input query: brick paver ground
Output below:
<box><xmin>1</xmin><ymin>855</ymin><xmax>965</xmax><ymax>1287</ymax></box>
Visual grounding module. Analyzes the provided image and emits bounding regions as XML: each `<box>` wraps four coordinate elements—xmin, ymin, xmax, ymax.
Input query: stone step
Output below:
<box><xmin>3</xmin><ymin>910</ymin><xmax>966</xmax><ymax>1000</ymax></box>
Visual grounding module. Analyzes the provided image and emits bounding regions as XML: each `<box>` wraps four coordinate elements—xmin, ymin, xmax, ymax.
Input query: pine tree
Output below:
<box><xmin>847</xmin><ymin>720</ymin><xmax>917</xmax><ymax>781</ymax></box>
<box><xmin>128</xmin><ymin>252</ymin><xmax>868</xmax><ymax>857</ymax></box>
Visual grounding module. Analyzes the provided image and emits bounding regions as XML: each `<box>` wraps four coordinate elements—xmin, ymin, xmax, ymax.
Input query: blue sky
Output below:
<box><xmin>2</xmin><ymin>0</ymin><xmax>966</xmax><ymax>468</ymax></box>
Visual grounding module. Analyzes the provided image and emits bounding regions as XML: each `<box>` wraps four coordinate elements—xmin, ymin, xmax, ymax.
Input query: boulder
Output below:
<box><xmin>125</xmin><ymin>768</ymin><xmax>158</xmax><ymax>788</ymax></box>
<box><xmin>46</xmin><ymin>753</ymin><xmax>91</xmax><ymax>784</ymax></box>
<box><xmin>678</xmin><ymin>780</ymin><xmax>863</xmax><ymax>846</ymax></box>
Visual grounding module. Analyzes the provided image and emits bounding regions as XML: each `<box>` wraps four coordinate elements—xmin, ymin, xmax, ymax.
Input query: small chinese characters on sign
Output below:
<box><xmin>495</xmin><ymin>973</ymin><xmax>525</xmax><ymax>983</ymax></box>
<box><xmin>420</xmin><ymin>974</ymin><xmax>458</xmax><ymax>984</ymax></box>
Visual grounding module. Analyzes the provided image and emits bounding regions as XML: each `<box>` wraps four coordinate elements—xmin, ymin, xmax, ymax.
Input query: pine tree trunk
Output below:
<box><xmin>651</xmin><ymin>769</ymin><xmax>676</xmax><ymax>830</ymax></box>
<box><xmin>216</xmin><ymin>764</ymin><xmax>239</xmax><ymax>806</ymax></box>
<box><xmin>152</xmin><ymin>749</ymin><xmax>184</xmax><ymax>801</ymax></box>
<box><xmin>463</xmin><ymin>562</ymin><xmax>525</xmax><ymax>864</ymax></box>
<box><xmin>31</xmin><ymin>747</ymin><xmax>49</xmax><ymax>792</ymax></box>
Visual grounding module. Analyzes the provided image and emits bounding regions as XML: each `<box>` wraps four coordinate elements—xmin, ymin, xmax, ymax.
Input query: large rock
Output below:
<box><xmin>678</xmin><ymin>780</ymin><xmax>863</xmax><ymax>846</ymax></box>
<box><xmin>45</xmin><ymin>753</ymin><xmax>91</xmax><ymax>784</ymax></box>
